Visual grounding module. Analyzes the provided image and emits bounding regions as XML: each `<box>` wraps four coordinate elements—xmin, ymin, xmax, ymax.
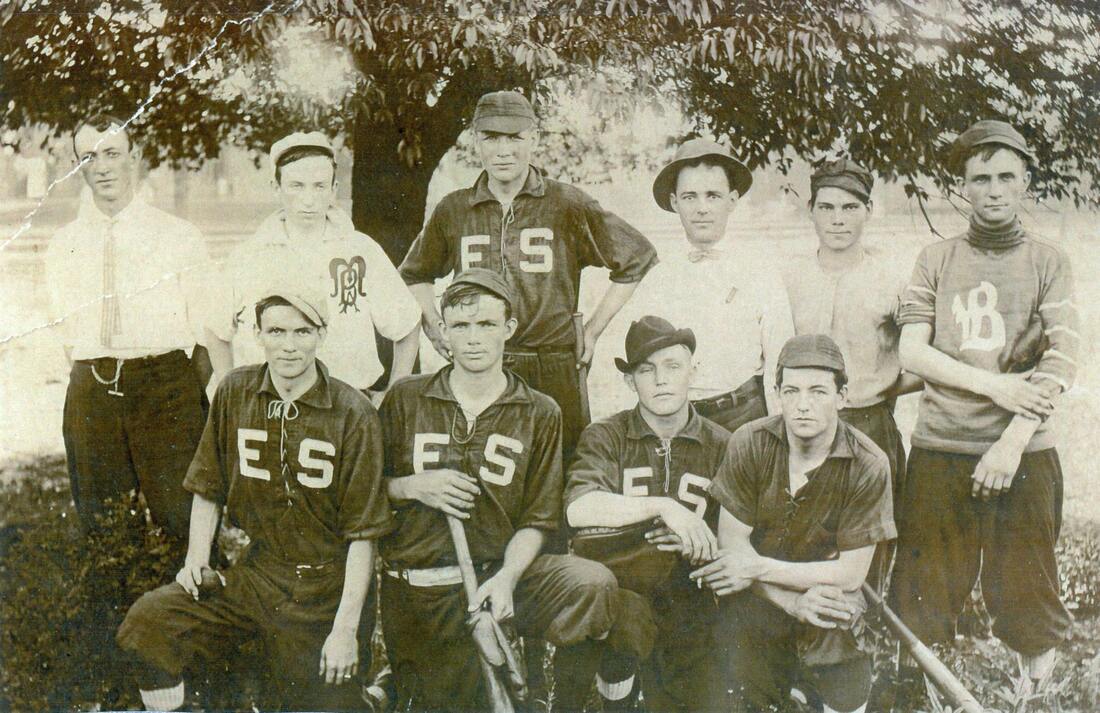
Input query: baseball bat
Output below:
<box><xmin>447</xmin><ymin>515</ymin><xmax>516</xmax><ymax>713</ymax></box>
<box><xmin>861</xmin><ymin>583</ymin><xmax>984</xmax><ymax>713</ymax></box>
<box><xmin>572</xmin><ymin>312</ymin><xmax>592</xmax><ymax>424</ymax></box>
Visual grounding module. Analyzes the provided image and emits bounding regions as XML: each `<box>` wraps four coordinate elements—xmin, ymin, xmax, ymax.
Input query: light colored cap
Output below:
<box><xmin>258</xmin><ymin>286</ymin><xmax>329</xmax><ymax>328</ymax></box>
<box><xmin>269</xmin><ymin>131</ymin><xmax>335</xmax><ymax>171</ymax></box>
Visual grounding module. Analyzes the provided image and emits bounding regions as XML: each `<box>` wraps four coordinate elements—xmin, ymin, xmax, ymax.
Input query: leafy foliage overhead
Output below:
<box><xmin>2</xmin><ymin>0</ymin><xmax>1098</xmax><ymax>208</ymax></box>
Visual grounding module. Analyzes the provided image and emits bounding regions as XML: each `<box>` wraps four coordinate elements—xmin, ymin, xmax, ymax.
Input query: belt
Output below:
<box><xmin>74</xmin><ymin>350</ymin><xmax>187</xmax><ymax>397</ymax></box>
<box><xmin>692</xmin><ymin>375</ymin><xmax>763</xmax><ymax>414</ymax></box>
<box><xmin>504</xmin><ymin>345</ymin><xmax>574</xmax><ymax>356</ymax></box>
<box><xmin>75</xmin><ymin>349</ymin><xmax>184</xmax><ymax>367</ymax></box>
<box><xmin>385</xmin><ymin>561</ymin><xmax>494</xmax><ymax>588</ymax></box>
<box><xmin>247</xmin><ymin>544</ymin><xmax>340</xmax><ymax>577</ymax></box>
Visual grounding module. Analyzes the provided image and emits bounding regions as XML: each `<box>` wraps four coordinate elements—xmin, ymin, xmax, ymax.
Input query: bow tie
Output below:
<box><xmin>687</xmin><ymin>247</ymin><xmax>723</xmax><ymax>263</ymax></box>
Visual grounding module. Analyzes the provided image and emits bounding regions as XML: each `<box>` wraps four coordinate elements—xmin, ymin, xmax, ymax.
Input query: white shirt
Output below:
<box><xmin>44</xmin><ymin>194</ymin><xmax>211</xmax><ymax>360</ymax></box>
<box><xmin>783</xmin><ymin>246</ymin><xmax>909</xmax><ymax>408</ymax></box>
<box><xmin>213</xmin><ymin>208</ymin><xmax>421</xmax><ymax>390</ymax></box>
<box><xmin>624</xmin><ymin>241</ymin><xmax>795</xmax><ymax>412</ymax></box>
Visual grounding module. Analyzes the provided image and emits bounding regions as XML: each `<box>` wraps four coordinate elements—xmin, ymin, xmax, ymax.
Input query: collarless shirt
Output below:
<box><xmin>183</xmin><ymin>361</ymin><xmax>394</xmax><ymax>565</ymax></box>
<box><xmin>212</xmin><ymin>208</ymin><xmax>421</xmax><ymax>390</ymax></box>
<box><xmin>379</xmin><ymin>366</ymin><xmax>563</xmax><ymax>569</ymax></box>
<box><xmin>623</xmin><ymin>243</ymin><xmax>794</xmax><ymax>410</ymax></box>
<box><xmin>709</xmin><ymin>415</ymin><xmax>895</xmax><ymax>563</ymax></box>
<box><xmin>783</xmin><ymin>246</ymin><xmax>908</xmax><ymax>408</ymax></box>
<box><xmin>565</xmin><ymin>406</ymin><xmax>731</xmax><ymax>528</ymax></box>
<box><xmin>399</xmin><ymin>167</ymin><xmax>658</xmax><ymax>349</ymax></box>
<box><xmin>44</xmin><ymin>193</ymin><xmax>211</xmax><ymax>360</ymax></box>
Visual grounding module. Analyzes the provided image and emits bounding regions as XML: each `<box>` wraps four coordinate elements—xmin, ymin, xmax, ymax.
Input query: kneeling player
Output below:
<box><xmin>117</xmin><ymin>289</ymin><xmax>392</xmax><ymax>711</ymax></box>
<box><xmin>378</xmin><ymin>269</ymin><xmax>653</xmax><ymax>712</ymax></box>
<box><xmin>695</xmin><ymin>335</ymin><xmax>895</xmax><ymax>713</ymax></box>
<box><xmin>565</xmin><ymin>316</ymin><xmax>731</xmax><ymax>711</ymax></box>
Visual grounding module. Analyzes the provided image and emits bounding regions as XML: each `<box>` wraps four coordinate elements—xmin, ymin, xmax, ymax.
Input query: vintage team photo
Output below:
<box><xmin>0</xmin><ymin>2</ymin><xmax>1097</xmax><ymax>712</ymax></box>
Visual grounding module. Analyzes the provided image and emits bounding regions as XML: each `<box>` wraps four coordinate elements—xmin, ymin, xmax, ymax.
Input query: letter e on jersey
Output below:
<box><xmin>238</xmin><ymin>428</ymin><xmax>271</xmax><ymax>481</ymax></box>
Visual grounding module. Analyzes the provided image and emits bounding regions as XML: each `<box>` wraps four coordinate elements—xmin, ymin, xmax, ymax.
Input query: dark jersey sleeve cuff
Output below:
<box><xmin>707</xmin><ymin>479</ymin><xmax>755</xmax><ymax>528</ymax></box>
<box><xmin>836</xmin><ymin>521</ymin><xmax>897</xmax><ymax>552</ymax></box>
<box><xmin>344</xmin><ymin>517</ymin><xmax>398</xmax><ymax>542</ymax></box>
<box><xmin>183</xmin><ymin>475</ymin><xmax>224</xmax><ymax>504</ymax></box>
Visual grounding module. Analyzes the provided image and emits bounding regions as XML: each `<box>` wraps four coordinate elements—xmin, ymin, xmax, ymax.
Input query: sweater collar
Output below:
<box><xmin>967</xmin><ymin>216</ymin><xmax>1026</xmax><ymax>250</ymax></box>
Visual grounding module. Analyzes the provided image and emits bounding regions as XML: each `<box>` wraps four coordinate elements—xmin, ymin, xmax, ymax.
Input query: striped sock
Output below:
<box><xmin>596</xmin><ymin>673</ymin><xmax>634</xmax><ymax>701</ymax></box>
<box><xmin>139</xmin><ymin>681</ymin><xmax>184</xmax><ymax>711</ymax></box>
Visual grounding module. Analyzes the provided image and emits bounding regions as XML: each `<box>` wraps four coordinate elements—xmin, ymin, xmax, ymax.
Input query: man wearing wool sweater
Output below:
<box><xmin>887</xmin><ymin>120</ymin><xmax>1078</xmax><ymax>693</ymax></box>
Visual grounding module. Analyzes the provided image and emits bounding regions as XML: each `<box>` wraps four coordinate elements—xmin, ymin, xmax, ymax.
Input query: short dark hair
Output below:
<box><xmin>72</xmin><ymin>113</ymin><xmax>133</xmax><ymax>156</ymax></box>
<box><xmin>775</xmin><ymin>366</ymin><xmax>848</xmax><ymax>391</ymax></box>
<box><xmin>274</xmin><ymin>146</ymin><xmax>337</xmax><ymax>185</ymax></box>
<box><xmin>440</xmin><ymin>283</ymin><xmax>512</xmax><ymax>321</ymax></box>
<box><xmin>674</xmin><ymin>157</ymin><xmax>738</xmax><ymax>195</ymax></box>
<box><xmin>959</xmin><ymin>143</ymin><xmax>1030</xmax><ymax>177</ymax></box>
<box><xmin>255</xmin><ymin>295</ymin><xmax>322</xmax><ymax>330</ymax></box>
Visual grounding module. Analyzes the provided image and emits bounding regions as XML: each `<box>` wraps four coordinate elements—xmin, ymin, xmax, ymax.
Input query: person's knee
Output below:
<box><xmin>116</xmin><ymin>584</ymin><xmax>186</xmax><ymax>656</ymax></box>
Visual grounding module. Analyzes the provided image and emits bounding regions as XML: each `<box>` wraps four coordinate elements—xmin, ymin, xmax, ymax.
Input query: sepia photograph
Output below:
<box><xmin>0</xmin><ymin>1</ymin><xmax>1097</xmax><ymax>711</ymax></box>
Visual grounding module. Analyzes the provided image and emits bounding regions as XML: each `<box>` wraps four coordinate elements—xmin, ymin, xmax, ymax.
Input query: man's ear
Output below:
<box><xmin>317</xmin><ymin>326</ymin><xmax>328</xmax><ymax>344</ymax></box>
<box><xmin>623</xmin><ymin>372</ymin><xmax>638</xmax><ymax>395</ymax></box>
<box><xmin>837</xmin><ymin>384</ymin><xmax>849</xmax><ymax>410</ymax></box>
<box><xmin>504</xmin><ymin>317</ymin><xmax>518</xmax><ymax>340</ymax></box>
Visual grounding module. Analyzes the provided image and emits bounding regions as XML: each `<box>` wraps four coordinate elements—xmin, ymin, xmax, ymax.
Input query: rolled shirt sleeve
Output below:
<box><xmin>363</xmin><ymin>238</ymin><xmax>422</xmax><ymax>341</ymax></box>
<box><xmin>760</xmin><ymin>277</ymin><xmax>796</xmax><ymax>414</ymax></box>
<box><xmin>707</xmin><ymin>428</ymin><xmax>760</xmax><ymax>527</ymax></box>
<box><xmin>516</xmin><ymin>403</ymin><xmax>565</xmax><ymax>533</ymax></box>
<box><xmin>337</xmin><ymin>407</ymin><xmax>397</xmax><ymax>541</ymax></box>
<box><xmin>176</xmin><ymin>224</ymin><xmax>214</xmax><ymax>346</ymax></box>
<box><xmin>1031</xmin><ymin>248</ymin><xmax>1078</xmax><ymax>394</ymax></box>
<box><xmin>897</xmin><ymin>247</ymin><xmax>938</xmax><ymax>326</ymax></box>
<box><xmin>835</xmin><ymin>454</ymin><xmax>896</xmax><ymax>551</ymax></box>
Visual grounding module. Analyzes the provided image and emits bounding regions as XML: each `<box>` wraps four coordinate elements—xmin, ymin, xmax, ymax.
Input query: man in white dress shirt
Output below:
<box><xmin>45</xmin><ymin>114</ymin><xmax>212</xmax><ymax>542</ymax></box>
<box><xmin>641</xmin><ymin>138</ymin><xmax>794</xmax><ymax>433</ymax></box>
<box><xmin>206</xmin><ymin>132</ymin><xmax>421</xmax><ymax>403</ymax></box>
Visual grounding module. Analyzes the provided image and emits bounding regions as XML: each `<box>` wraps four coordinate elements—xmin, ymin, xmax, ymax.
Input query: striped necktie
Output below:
<box><xmin>100</xmin><ymin>218</ymin><xmax>122</xmax><ymax>347</ymax></box>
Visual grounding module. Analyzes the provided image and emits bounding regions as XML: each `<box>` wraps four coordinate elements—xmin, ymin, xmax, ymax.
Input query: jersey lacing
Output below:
<box><xmin>268</xmin><ymin>399</ymin><xmax>300</xmax><ymax>503</ymax></box>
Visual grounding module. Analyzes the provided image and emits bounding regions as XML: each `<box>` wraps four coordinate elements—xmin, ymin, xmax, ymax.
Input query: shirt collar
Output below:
<box><xmin>468</xmin><ymin>166</ymin><xmax>547</xmax><ymax>206</ymax></box>
<box><xmin>256</xmin><ymin>360</ymin><xmax>334</xmax><ymax>409</ymax></box>
<box><xmin>77</xmin><ymin>190</ymin><xmax>146</xmax><ymax>225</ymax></box>
<box><xmin>261</xmin><ymin>207</ymin><xmax>353</xmax><ymax>245</ymax></box>
<box><xmin>761</xmin><ymin>414</ymin><xmax>855</xmax><ymax>460</ymax></box>
<box><xmin>625</xmin><ymin>404</ymin><xmax>706</xmax><ymax>443</ymax></box>
<box><xmin>422</xmin><ymin>364</ymin><xmax>532</xmax><ymax>406</ymax></box>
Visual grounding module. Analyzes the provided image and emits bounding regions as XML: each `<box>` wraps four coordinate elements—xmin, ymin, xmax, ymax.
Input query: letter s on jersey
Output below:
<box><xmin>459</xmin><ymin>230</ymin><xmax>554</xmax><ymax>273</ymax></box>
<box><xmin>480</xmin><ymin>434</ymin><xmax>523</xmax><ymax>486</ymax></box>
<box><xmin>296</xmin><ymin>439</ymin><xmax>335</xmax><ymax>489</ymax></box>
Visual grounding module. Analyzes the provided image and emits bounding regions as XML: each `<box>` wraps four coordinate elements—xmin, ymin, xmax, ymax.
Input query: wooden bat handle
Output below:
<box><xmin>572</xmin><ymin>312</ymin><xmax>592</xmax><ymax>423</ymax></box>
<box><xmin>861</xmin><ymin>583</ymin><xmax>984</xmax><ymax>713</ymax></box>
<box><xmin>447</xmin><ymin>515</ymin><xmax>515</xmax><ymax>713</ymax></box>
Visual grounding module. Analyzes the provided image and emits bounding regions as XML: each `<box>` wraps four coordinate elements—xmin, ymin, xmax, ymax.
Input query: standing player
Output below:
<box><xmin>117</xmin><ymin>288</ymin><xmax>392</xmax><ymax>712</ymax></box>
<box><xmin>565</xmin><ymin>316</ymin><xmax>730</xmax><ymax>711</ymax></box>
<box><xmin>783</xmin><ymin>159</ymin><xmax>921</xmax><ymax>585</ymax></box>
<box><xmin>888</xmin><ymin>120</ymin><xmax>1077</xmax><ymax>691</ymax></box>
<box><xmin>399</xmin><ymin>90</ymin><xmax>658</xmax><ymax>456</ymax></box>
<box><xmin>206</xmin><ymin>131</ymin><xmax>421</xmax><ymax>401</ymax></box>
<box><xmin>378</xmin><ymin>269</ymin><xmax>654</xmax><ymax>712</ymax></box>
<box><xmin>632</xmin><ymin>137</ymin><xmax>794</xmax><ymax>432</ymax></box>
<box><xmin>695</xmin><ymin>334</ymin><xmax>895</xmax><ymax>713</ymax></box>
<box><xmin>44</xmin><ymin>113</ymin><xmax>211</xmax><ymax>542</ymax></box>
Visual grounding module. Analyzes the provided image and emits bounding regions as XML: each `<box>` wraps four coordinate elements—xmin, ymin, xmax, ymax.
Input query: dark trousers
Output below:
<box><xmin>380</xmin><ymin>554</ymin><xmax>655</xmax><ymax>712</ymax></box>
<box><xmin>504</xmin><ymin>349</ymin><xmax>587</xmax><ymax>460</ymax></box>
<box><xmin>63</xmin><ymin>350</ymin><xmax>205</xmax><ymax>540</ymax></box>
<box><xmin>888</xmin><ymin>447</ymin><xmax>1072</xmax><ymax>656</ymax></box>
<box><xmin>839</xmin><ymin>401</ymin><xmax>907</xmax><ymax>591</ymax></box>
<box><xmin>692</xmin><ymin>375</ymin><xmax>768</xmax><ymax>435</ymax></box>
<box><xmin>116</xmin><ymin>546</ymin><xmax>369</xmax><ymax>711</ymax></box>
<box><xmin>723</xmin><ymin>591</ymin><xmax>872</xmax><ymax>713</ymax></box>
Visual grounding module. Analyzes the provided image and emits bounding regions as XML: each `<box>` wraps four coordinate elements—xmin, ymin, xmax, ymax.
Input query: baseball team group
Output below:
<box><xmin>42</xmin><ymin>88</ymin><xmax>1079</xmax><ymax>713</ymax></box>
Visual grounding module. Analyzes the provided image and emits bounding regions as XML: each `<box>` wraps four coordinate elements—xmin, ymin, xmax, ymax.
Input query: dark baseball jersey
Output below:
<box><xmin>565</xmin><ymin>406</ymin><xmax>731</xmax><ymax>530</ymax></box>
<box><xmin>399</xmin><ymin>167</ymin><xmax>658</xmax><ymax>348</ymax></box>
<box><xmin>379</xmin><ymin>366</ymin><xmax>563</xmax><ymax>569</ymax></box>
<box><xmin>183</xmin><ymin>362</ymin><xmax>394</xmax><ymax>565</ymax></box>
<box><xmin>709</xmin><ymin>415</ymin><xmax>895</xmax><ymax>563</ymax></box>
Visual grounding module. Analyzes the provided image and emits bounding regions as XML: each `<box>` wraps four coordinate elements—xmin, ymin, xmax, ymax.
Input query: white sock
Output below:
<box><xmin>596</xmin><ymin>673</ymin><xmax>635</xmax><ymax>700</ymax></box>
<box><xmin>140</xmin><ymin>681</ymin><xmax>184</xmax><ymax>711</ymax></box>
<box><xmin>823</xmin><ymin>703</ymin><xmax>866</xmax><ymax>713</ymax></box>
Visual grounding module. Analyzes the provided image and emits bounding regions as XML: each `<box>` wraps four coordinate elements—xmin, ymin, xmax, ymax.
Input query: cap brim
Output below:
<box><xmin>615</xmin><ymin>330</ymin><xmax>697</xmax><ymax>373</ymax></box>
<box><xmin>262</xmin><ymin>291</ymin><xmax>327</xmax><ymax>328</ymax></box>
<box><xmin>271</xmin><ymin>142</ymin><xmax>335</xmax><ymax>169</ymax></box>
<box><xmin>652</xmin><ymin>154</ymin><xmax>753</xmax><ymax>212</ymax></box>
<box><xmin>473</xmin><ymin>116</ymin><xmax>535</xmax><ymax>134</ymax></box>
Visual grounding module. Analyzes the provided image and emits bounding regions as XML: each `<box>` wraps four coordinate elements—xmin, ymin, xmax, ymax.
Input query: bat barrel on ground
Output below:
<box><xmin>446</xmin><ymin>515</ymin><xmax>516</xmax><ymax>713</ymax></box>
<box><xmin>861</xmin><ymin>583</ymin><xmax>984</xmax><ymax>713</ymax></box>
<box><xmin>572</xmin><ymin>312</ymin><xmax>591</xmax><ymax>424</ymax></box>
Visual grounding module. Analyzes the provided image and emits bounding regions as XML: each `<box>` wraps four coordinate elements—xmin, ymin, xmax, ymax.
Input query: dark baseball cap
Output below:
<box><xmin>652</xmin><ymin>138</ymin><xmax>753</xmax><ymax>211</ymax></box>
<box><xmin>615</xmin><ymin>316</ymin><xmax>696</xmax><ymax>373</ymax></box>
<box><xmin>472</xmin><ymin>91</ymin><xmax>537</xmax><ymax>134</ymax></box>
<box><xmin>444</xmin><ymin>268</ymin><xmax>514</xmax><ymax>307</ymax></box>
<box><xmin>811</xmin><ymin>159</ymin><xmax>874</xmax><ymax>203</ymax></box>
<box><xmin>951</xmin><ymin>120</ymin><xmax>1037</xmax><ymax>173</ymax></box>
<box><xmin>777</xmin><ymin>334</ymin><xmax>846</xmax><ymax>376</ymax></box>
